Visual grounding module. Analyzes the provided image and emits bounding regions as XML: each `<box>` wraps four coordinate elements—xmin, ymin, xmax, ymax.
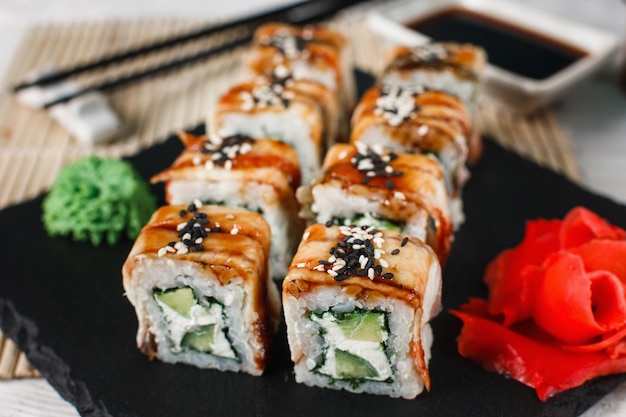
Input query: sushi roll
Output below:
<box><xmin>381</xmin><ymin>43</ymin><xmax>486</xmax><ymax>110</ymax></box>
<box><xmin>122</xmin><ymin>204</ymin><xmax>280</xmax><ymax>376</ymax></box>
<box><xmin>248</xmin><ymin>22</ymin><xmax>355</xmax><ymax>124</ymax></box>
<box><xmin>282</xmin><ymin>223</ymin><xmax>442</xmax><ymax>399</ymax></box>
<box><xmin>297</xmin><ymin>142</ymin><xmax>452</xmax><ymax>262</ymax></box>
<box><xmin>380</xmin><ymin>42</ymin><xmax>486</xmax><ymax>162</ymax></box>
<box><xmin>350</xmin><ymin>84</ymin><xmax>471</xmax><ymax>226</ymax></box>
<box><xmin>151</xmin><ymin>131</ymin><xmax>304</xmax><ymax>278</ymax></box>
<box><xmin>210</xmin><ymin>77</ymin><xmax>326</xmax><ymax>185</ymax></box>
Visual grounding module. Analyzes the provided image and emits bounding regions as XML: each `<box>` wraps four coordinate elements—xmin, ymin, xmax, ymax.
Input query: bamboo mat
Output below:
<box><xmin>0</xmin><ymin>15</ymin><xmax>580</xmax><ymax>380</ymax></box>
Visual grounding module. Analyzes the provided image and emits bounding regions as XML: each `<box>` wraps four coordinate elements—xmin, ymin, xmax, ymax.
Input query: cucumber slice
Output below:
<box><xmin>154</xmin><ymin>287</ymin><xmax>195</xmax><ymax>317</ymax></box>
<box><xmin>333</xmin><ymin>213</ymin><xmax>404</xmax><ymax>232</ymax></box>
<box><xmin>336</xmin><ymin>311</ymin><xmax>385</xmax><ymax>342</ymax></box>
<box><xmin>335</xmin><ymin>349</ymin><xmax>379</xmax><ymax>379</ymax></box>
<box><xmin>181</xmin><ymin>324</ymin><xmax>216</xmax><ymax>353</ymax></box>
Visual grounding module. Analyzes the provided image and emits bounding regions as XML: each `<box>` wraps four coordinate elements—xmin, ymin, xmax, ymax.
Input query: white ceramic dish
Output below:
<box><xmin>367</xmin><ymin>0</ymin><xmax>618</xmax><ymax>114</ymax></box>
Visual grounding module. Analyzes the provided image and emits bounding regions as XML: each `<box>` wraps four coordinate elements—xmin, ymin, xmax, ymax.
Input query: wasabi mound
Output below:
<box><xmin>43</xmin><ymin>155</ymin><xmax>156</xmax><ymax>245</ymax></box>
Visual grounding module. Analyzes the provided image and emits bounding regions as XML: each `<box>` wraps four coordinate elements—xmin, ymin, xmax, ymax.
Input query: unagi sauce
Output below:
<box><xmin>406</xmin><ymin>8</ymin><xmax>588</xmax><ymax>80</ymax></box>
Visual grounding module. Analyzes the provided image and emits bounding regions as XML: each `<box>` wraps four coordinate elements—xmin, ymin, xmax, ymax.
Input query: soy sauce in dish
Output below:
<box><xmin>406</xmin><ymin>8</ymin><xmax>587</xmax><ymax>80</ymax></box>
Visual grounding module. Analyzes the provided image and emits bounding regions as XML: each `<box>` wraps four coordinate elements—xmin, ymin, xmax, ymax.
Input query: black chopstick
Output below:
<box><xmin>12</xmin><ymin>0</ymin><xmax>315</xmax><ymax>92</ymax></box>
<box><xmin>42</xmin><ymin>35</ymin><xmax>252</xmax><ymax>108</ymax></box>
<box><xmin>39</xmin><ymin>0</ymin><xmax>364</xmax><ymax>109</ymax></box>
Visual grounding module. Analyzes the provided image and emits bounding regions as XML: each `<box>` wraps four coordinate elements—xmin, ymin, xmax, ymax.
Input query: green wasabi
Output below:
<box><xmin>42</xmin><ymin>156</ymin><xmax>156</xmax><ymax>245</ymax></box>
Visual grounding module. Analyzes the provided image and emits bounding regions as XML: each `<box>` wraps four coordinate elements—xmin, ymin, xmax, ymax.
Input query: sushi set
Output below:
<box><xmin>1</xmin><ymin>17</ymin><xmax>626</xmax><ymax>417</ymax></box>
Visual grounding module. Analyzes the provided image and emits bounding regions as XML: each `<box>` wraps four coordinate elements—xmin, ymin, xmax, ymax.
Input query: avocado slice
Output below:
<box><xmin>154</xmin><ymin>287</ymin><xmax>195</xmax><ymax>317</ymax></box>
<box><xmin>181</xmin><ymin>324</ymin><xmax>216</xmax><ymax>353</ymax></box>
<box><xmin>336</xmin><ymin>311</ymin><xmax>385</xmax><ymax>342</ymax></box>
<box><xmin>335</xmin><ymin>349</ymin><xmax>379</xmax><ymax>379</ymax></box>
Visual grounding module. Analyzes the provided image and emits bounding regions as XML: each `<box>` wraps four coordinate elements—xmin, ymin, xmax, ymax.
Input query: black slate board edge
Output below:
<box><xmin>0</xmin><ymin>298</ymin><xmax>113</xmax><ymax>417</ymax></box>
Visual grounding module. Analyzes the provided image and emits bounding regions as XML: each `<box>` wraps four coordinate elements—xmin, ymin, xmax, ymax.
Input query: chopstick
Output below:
<box><xmin>17</xmin><ymin>0</ymin><xmax>365</xmax><ymax>108</ymax></box>
<box><xmin>12</xmin><ymin>0</ymin><xmax>313</xmax><ymax>92</ymax></box>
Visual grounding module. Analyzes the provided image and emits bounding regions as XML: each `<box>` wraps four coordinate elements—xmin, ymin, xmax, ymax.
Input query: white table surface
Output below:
<box><xmin>0</xmin><ymin>0</ymin><xmax>625</xmax><ymax>416</ymax></box>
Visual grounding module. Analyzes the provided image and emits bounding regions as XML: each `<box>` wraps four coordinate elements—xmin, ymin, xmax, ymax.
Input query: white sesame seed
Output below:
<box><xmin>183</xmin><ymin>233</ymin><xmax>191</xmax><ymax>241</ymax></box>
<box><xmin>166</xmin><ymin>246</ymin><xmax>176</xmax><ymax>253</ymax></box>
<box><xmin>174</xmin><ymin>242</ymin><xmax>185</xmax><ymax>250</ymax></box>
<box><xmin>177</xmin><ymin>222</ymin><xmax>186</xmax><ymax>231</ymax></box>
<box><xmin>327</xmin><ymin>269</ymin><xmax>338</xmax><ymax>277</ymax></box>
<box><xmin>177</xmin><ymin>247</ymin><xmax>189</xmax><ymax>255</ymax></box>
<box><xmin>158</xmin><ymin>247</ymin><xmax>167</xmax><ymax>257</ymax></box>
<box><xmin>338</xmin><ymin>151</ymin><xmax>348</xmax><ymax>160</ymax></box>
<box><xmin>394</xmin><ymin>191</ymin><xmax>406</xmax><ymax>200</ymax></box>
<box><xmin>314</xmin><ymin>265</ymin><xmax>325</xmax><ymax>271</ymax></box>
<box><xmin>225</xmin><ymin>214</ymin><xmax>235</xmax><ymax>220</ymax></box>
<box><xmin>195</xmin><ymin>238</ymin><xmax>203</xmax><ymax>244</ymax></box>
<box><xmin>368</xmin><ymin>268</ymin><xmax>374</xmax><ymax>279</ymax></box>
<box><xmin>328</xmin><ymin>255</ymin><xmax>336</xmax><ymax>263</ymax></box>
<box><xmin>296</xmin><ymin>262</ymin><xmax>306</xmax><ymax>268</ymax></box>
<box><xmin>224</xmin><ymin>160</ymin><xmax>233</xmax><ymax>170</ymax></box>
<box><xmin>379</xmin><ymin>258</ymin><xmax>389</xmax><ymax>268</ymax></box>
<box><xmin>418</xmin><ymin>124</ymin><xmax>429</xmax><ymax>136</ymax></box>
<box><xmin>204</xmin><ymin>160</ymin><xmax>214</xmax><ymax>170</ymax></box>
<box><xmin>192</xmin><ymin>155</ymin><xmax>202</xmax><ymax>165</ymax></box>
<box><xmin>230</xmin><ymin>226</ymin><xmax>239</xmax><ymax>235</ymax></box>
<box><xmin>302</xmin><ymin>231</ymin><xmax>310</xmax><ymax>240</ymax></box>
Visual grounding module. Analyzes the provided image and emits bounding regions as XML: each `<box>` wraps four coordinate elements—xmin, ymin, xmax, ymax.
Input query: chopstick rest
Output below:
<box><xmin>16</xmin><ymin>67</ymin><xmax>122</xmax><ymax>145</ymax></box>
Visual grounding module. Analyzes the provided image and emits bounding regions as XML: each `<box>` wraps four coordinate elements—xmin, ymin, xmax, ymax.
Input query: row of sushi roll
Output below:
<box><xmin>122</xmin><ymin>21</ymin><xmax>487</xmax><ymax>396</ymax></box>
<box><xmin>123</xmin><ymin>23</ymin><xmax>354</xmax><ymax>376</ymax></box>
<box><xmin>285</xmin><ymin>42</ymin><xmax>486</xmax><ymax>398</ymax></box>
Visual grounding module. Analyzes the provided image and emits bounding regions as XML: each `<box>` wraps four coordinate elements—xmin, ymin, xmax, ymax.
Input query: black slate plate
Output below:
<box><xmin>2</xmin><ymin>132</ymin><xmax>626</xmax><ymax>417</ymax></box>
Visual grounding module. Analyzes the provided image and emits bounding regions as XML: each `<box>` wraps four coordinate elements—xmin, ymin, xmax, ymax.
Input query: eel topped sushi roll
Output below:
<box><xmin>297</xmin><ymin>142</ymin><xmax>452</xmax><ymax>262</ymax></box>
<box><xmin>151</xmin><ymin>131</ymin><xmax>304</xmax><ymax>278</ymax></box>
<box><xmin>210</xmin><ymin>77</ymin><xmax>327</xmax><ymax>185</ymax></box>
<box><xmin>381</xmin><ymin>42</ymin><xmax>486</xmax><ymax>109</ymax></box>
<box><xmin>282</xmin><ymin>223</ymin><xmax>442</xmax><ymax>399</ymax></box>
<box><xmin>122</xmin><ymin>204</ymin><xmax>280</xmax><ymax>375</ymax></box>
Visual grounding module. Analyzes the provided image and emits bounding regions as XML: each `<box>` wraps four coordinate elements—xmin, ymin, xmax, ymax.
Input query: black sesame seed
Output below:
<box><xmin>168</xmin><ymin>241</ymin><xmax>176</xmax><ymax>247</ymax></box>
<box><xmin>401</xmin><ymin>237</ymin><xmax>409</xmax><ymax>247</ymax></box>
<box><xmin>391</xmin><ymin>248</ymin><xmax>400</xmax><ymax>255</ymax></box>
<box><xmin>356</xmin><ymin>269</ymin><xmax>368</xmax><ymax>276</ymax></box>
<box><xmin>187</xmin><ymin>203</ymin><xmax>196</xmax><ymax>212</ymax></box>
<box><xmin>382</xmin><ymin>272</ymin><xmax>395</xmax><ymax>279</ymax></box>
<box><xmin>211</xmin><ymin>227</ymin><xmax>222</xmax><ymax>233</ymax></box>
<box><xmin>335</xmin><ymin>274</ymin><xmax>347</xmax><ymax>281</ymax></box>
<box><xmin>195</xmin><ymin>244</ymin><xmax>204</xmax><ymax>251</ymax></box>
<box><xmin>319</xmin><ymin>260</ymin><xmax>332</xmax><ymax>266</ymax></box>
<box><xmin>179</xmin><ymin>209</ymin><xmax>187</xmax><ymax>217</ymax></box>
<box><xmin>374</xmin><ymin>265</ymin><xmax>383</xmax><ymax>275</ymax></box>
<box><xmin>325</xmin><ymin>219</ymin><xmax>334</xmax><ymax>227</ymax></box>
<box><xmin>385</xmin><ymin>181</ymin><xmax>395</xmax><ymax>190</ymax></box>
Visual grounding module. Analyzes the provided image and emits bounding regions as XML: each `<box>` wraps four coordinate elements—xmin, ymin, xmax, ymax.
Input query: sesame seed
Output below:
<box><xmin>158</xmin><ymin>247</ymin><xmax>167</xmax><ymax>257</ymax></box>
<box><xmin>230</xmin><ymin>226</ymin><xmax>239</xmax><ymax>235</ymax></box>
<box><xmin>382</xmin><ymin>272</ymin><xmax>395</xmax><ymax>279</ymax></box>
<box><xmin>302</xmin><ymin>231</ymin><xmax>310</xmax><ymax>240</ymax></box>
<box><xmin>401</xmin><ymin>237</ymin><xmax>409</xmax><ymax>247</ymax></box>
<box><xmin>379</xmin><ymin>258</ymin><xmax>389</xmax><ymax>268</ymax></box>
<box><xmin>225</xmin><ymin>214</ymin><xmax>235</xmax><ymax>220</ymax></box>
<box><xmin>391</xmin><ymin>249</ymin><xmax>400</xmax><ymax>255</ymax></box>
<box><xmin>296</xmin><ymin>262</ymin><xmax>306</xmax><ymax>268</ymax></box>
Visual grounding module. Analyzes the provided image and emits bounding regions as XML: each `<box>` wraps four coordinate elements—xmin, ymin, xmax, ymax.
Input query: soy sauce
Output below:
<box><xmin>407</xmin><ymin>8</ymin><xmax>587</xmax><ymax>80</ymax></box>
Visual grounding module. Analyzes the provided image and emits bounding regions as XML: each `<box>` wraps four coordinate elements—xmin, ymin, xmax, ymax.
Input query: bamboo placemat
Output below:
<box><xmin>0</xmin><ymin>15</ymin><xmax>580</xmax><ymax>379</ymax></box>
